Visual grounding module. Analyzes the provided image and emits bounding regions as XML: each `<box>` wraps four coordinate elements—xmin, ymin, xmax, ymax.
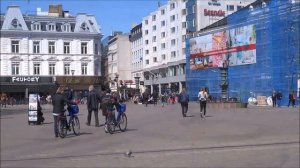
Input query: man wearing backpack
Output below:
<box><xmin>179</xmin><ymin>88</ymin><xmax>189</xmax><ymax>117</ymax></box>
<box><xmin>86</xmin><ymin>85</ymin><xmax>101</xmax><ymax>127</ymax></box>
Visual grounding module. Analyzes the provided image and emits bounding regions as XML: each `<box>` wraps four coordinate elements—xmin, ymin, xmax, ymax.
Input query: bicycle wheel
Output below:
<box><xmin>105</xmin><ymin>119</ymin><xmax>115</xmax><ymax>134</ymax></box>
<box><xmin>118</xmin><ymin>113</ymin><xmax>127</xmax><ymax>132</ymax></box>
<box><xmin>58</xmin><ymin>119</ymin><xmax>67</xmax><ymax>138</ymax></box>
<box><xmin>72</xmin><ymin>116</ymin><xmax>80</xmax><ymax>136</ymax></box>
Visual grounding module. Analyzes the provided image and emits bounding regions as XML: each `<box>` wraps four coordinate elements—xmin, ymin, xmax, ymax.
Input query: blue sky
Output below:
<box><xmin>1</xmin><ymin>0</ymin><xmax>167</xmax><ymax>37</ymax></box>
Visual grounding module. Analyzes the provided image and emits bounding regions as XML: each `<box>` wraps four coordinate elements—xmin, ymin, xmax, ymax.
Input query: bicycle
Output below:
<box><xmin>56</xmin><ymin>104</ymin><xmax>80</xmax><ymax>138</ymax></box>
<box><xmin>104</xmin><ymin>103</ymin><xmax>127</xmax><ymax>134</ymax></box>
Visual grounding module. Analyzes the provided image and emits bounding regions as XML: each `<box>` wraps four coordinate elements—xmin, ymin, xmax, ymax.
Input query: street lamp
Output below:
<box><xmin>134</xmin><ymin>73</ymin><xmax>141</xmax><ymax>93</ymax></box>
<box><xmin>115</xmin><ymin>73</ymin><xmax>119</xmax><ymax>94</ymax></box>
<box><xmin>71</xmin><ymin>70</ymin><xmax>75</xmax><ymax>98</ymax></box>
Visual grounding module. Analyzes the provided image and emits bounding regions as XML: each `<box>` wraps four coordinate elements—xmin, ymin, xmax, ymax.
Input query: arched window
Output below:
<box><xmin>10</xmin><ymin>18</ymin><xmax>21</xmax><ymax>29</ymax></box>
<box><xmin>80</xmin><ymin>22</ymin><xmax>89</xmax><ymax>31</ymax></box>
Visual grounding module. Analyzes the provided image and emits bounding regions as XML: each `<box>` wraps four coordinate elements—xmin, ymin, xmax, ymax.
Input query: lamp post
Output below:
<box><xmin>71</xmin><ymin>70</ymin><xmax>75</xmax><ymax>99</ymax></box>
<box><xmin>134</xmin><ymin>74</ymin><xmax>141</xmax><ymax>93</ymax></box>
<box><xmin>115</xmin><ymin>73</ymin><xmax>119</xmax><ymax>95</ymax></box>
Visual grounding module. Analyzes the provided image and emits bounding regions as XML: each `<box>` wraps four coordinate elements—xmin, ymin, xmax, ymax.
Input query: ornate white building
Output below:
<box><xmin>0</xmin><ymin>5</ymin><xmax>102</xmax><ymax>100</ymax></box>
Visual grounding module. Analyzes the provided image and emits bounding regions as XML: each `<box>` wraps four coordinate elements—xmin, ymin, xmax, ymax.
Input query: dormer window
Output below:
<box><xmin>10</xmin><ymin>18</ymin><xmax>22</xmax><ymax>29</ymax></box>
<box><xmin>32</xmin><ymin>22</ymin><xmax>41</xmax><ymax>31</ymax></box>
<box><xmin>62</xmin><ymin>23</ymin><xmax>71</xmax><ymax>32</ymax></box>
<box><xmin>47</xmin><ymin>23</ymin><xmax>56</xmax><ymax>31</ymax></box>
<box><xmin>80</xmin><ymin>22</ymin><xmax>89</xmax><ymax>31</ymax></box>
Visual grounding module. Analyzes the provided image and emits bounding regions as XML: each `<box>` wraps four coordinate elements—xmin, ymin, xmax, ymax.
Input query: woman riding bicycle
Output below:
<box><xmin>52</xmin><ymin>87</ymin><xmax>76</xmax><ymax>138</ymax></box>
<box><xmin>101</xmin><ymin>89</ymin><xmax>120</xmax><ymax>124</ymax></box>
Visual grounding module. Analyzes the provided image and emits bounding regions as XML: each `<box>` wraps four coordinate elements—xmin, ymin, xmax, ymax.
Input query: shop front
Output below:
<box><xmin>0</xmin><ymin>76</ymin><xmax>56</xmax><ymax>104</ymax></box>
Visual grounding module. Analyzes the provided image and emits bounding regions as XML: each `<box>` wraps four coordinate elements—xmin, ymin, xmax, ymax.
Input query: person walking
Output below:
<box><xmin>271</xmin><ymin>91</ymin><xmax>277</xmax><ymax>107</ymax></box>
<box><xmin>276</xmin><ymin>91</ymin><xmax>282</xmax><ymax>107</ymax></box>
<box><xmin>86</xmin><ymin>85</ymin><xmax>101</xmax><ymax>127</ymax></box>
<box><xmin>142</xmin><ymin>90</ymin><xmax>150</xmax><ymax>107</ymax></box>
<box><xmin>288</xmin><ymin>92</ymin><xmax>293</xmax><ymax>107</ymax></box>
<box><xmin>178</xmin><ymin>88</ymin><xmax>189</xmax><ymax>117</ymax></box>
<box><xmin>52</xmin><ymin>87</ymin><xmax>76</xmax><ymax>138</ymax></box>
<box><xmin>198</xmin><ymin>88</ymin><xmax>208</xmax><ymax>118</ymax></box>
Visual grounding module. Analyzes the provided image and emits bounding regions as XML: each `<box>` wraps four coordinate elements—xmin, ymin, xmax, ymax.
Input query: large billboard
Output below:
<box><xmin>189</xmin><ymin>24</ymin><xmax>256</xmax><ymax>70</ymax></box>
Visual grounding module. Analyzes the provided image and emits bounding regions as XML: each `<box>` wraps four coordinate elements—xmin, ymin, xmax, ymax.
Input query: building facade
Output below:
<box><xmin>186</xmin><ymin>0</ymin><xmax>300</xmax><ymax>106</ymax></box>
<box><xmin>130</xmin><ymin>23</ymin><xmax>144</xmax><ymax>92</ymax></box>
<box><xmin>0</xmin><ymin>5</ymin><xmax>102</xmax><ymax>102</ymax></box>
<box><xmin>140</xmin><ymin>0</ymin><xmax>255</xmax><ymax>95</ymax></box>
<box><xmin>107</xmin><ymin>32</ymin><xmax>132</xmax><ymax>92</ymax></box>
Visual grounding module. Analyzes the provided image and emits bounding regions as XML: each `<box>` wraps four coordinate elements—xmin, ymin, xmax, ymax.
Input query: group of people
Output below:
<box><xmin>271</xmin><ymin>91</ymin><xmax>297</xmax><ymax>107</ymax></box>
<box><xmin>178</xmin><ymin>87</ymin><xmax>209</xmax><ymax>118</ymax></box>
<box><xmin>51</xmin><ymin>85</ymin><xmax>119</xmax><ymax>138</ymax></box>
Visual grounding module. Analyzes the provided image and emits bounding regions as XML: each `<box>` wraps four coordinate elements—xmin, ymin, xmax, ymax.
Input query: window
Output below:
<box><xmin>153</xmin><ymin>57</ymin><xmax>157</xmax><ymax>62</ymax></box>
<box><xmin>170</xmin><ymin>15</ymin><xmax>176</xmax><ymax>22</ymax></box>
<box><xmin>170</xmin><ymin>3</ymin><xmax>175</xmax><ymax>10</ymax></box>
<box><xmin>161</xmin><ymin>32</ymin><xmax>166</xmax><ymax>38</ymax></box>
<box><xmin>49</xmin><ymin>63</ymin><xmax>55</xmax><ymax>75</ymax></box>
<box><xmin>11</xmin><ymin>40</ymin><xmax>19</xmax><ymax>53</ymax></box>
<box><xmin>237</xmin><ymin>5</ymin><xmax>243</xmax><ymax>10</ymax></box>
<box><xmin>182</xmin><ymin>9</ymin><xmax>187</xmax><ymax>15</ymax></box>
<box><xmin>192</xmin><ymin>5</ymin><xmax>196</xmax><ymax>13</ymax></box>
<box><xmin>145</xmin><ymin>30</ymin><xmax>148</xmax><ymax>35</ymax></box>
<box><xmin>64</xmin><ymin>63</ymin><xmax>70</xmax><ymax>75</ymax></box>
<box><xmin>171</xmin><ymin>39</ymin><xmax>176</xmax><ymax>46</ymax></box>
<box><xmin>48</xmin><ymin>41</ymin><xmax>55</xmax><ymax>54</ymax></box>
<box><xmin>81</xmin><ymin>42</ymin><xmax>87</xmax><ymax>54</ymax></box>
<box><xmin>192</xmin><ymin>19</ymin><xmax>195</xmax><ymax>27</ymax></box>
<box><xmin>81</xmin><ymin>63</ymin><xmax>88</xmax><ymax>75</ymax></box>
<box><xmin>145</xmin><ymin>50</ymin><xmax>149</xmax><ymax>55</ymax></box>
<box><xmin>171</xmin><ymin>27</ymin><xmax>176</xmax><ymax>33</ymax></box>
<box><xmin>182</xmin><ymin>22</ymin><xmax>186</xmax><ymax>28</ymax></box>
<box><xmin>171</xmin><ymin>51</ymin><xmax>176</xmax><ymax>58</ymax></box>
<box><xmin>33</xmin><ymin>41</ymin><xmax>40</xmax><ymax>54</ymax></box>
<box><xmin>11</xmin><ymin>62</ymin><xmax>19</xmax><ymax>75</ymax></box>
<box><xmin>33</xmin><ymin>63</ymin><xmax>40</xmax><ymax>75</ymax></box>
<box><xmin>152</xmin><ymin>15</ymin><xmax>156</xmax><ymax>21</ymax></box>
<box><xmin>145</xmin><ymin>40</ymin><xmax>149</xmax><ymax>45</ymax></box>
<box><xmin>227</xmin><ymin>5</ymin><xmax>234</xmax><ymax>11</ymax></box>
<box><xmin>64</xmin><ymin>42</ymin><xmax>70</xmax><ymax>54</ymax></box>
<box><xmin>80</xmin><ymin>22</ymin><xmax>89</xmax><ymax>31</ymax></box>
<box><xmin>161</xmin><ymin>43</ymin><xmax>166</xmax><ymax>49</ymax></box>
<box><xmin>182</xmin><ymin>48</ymin><xmax>186</xmax><ymax>55</ymax></box>
<box><xmin>32</xmin><ymin>23</ymin><xmax>40</xmax><ymax>31</ymax></box>
<box><xmin>153</xmin><ymin>46</ymin><xmax>157</xmax><ymax>52</ymax></box>
<box><xmin>161</xmin><ymin>20</ymin><xmax>166</xmax><ymax>27</ymax></box>
<box><xmin>152</xmin><ymin>25</ymin><xmax>156</xmax><ymax>31</ymax></box>
<box><xmin>145</xmin><ymin>20</ymin><xmax>148</xmax><ymax>25</ymax></box>
<box><xmin>182</xmin><ymin>35</ymin><xmax>187</xmax><ymax>42</ymax></box>
<box><xmin>146</xmin><ymin>59</ymin><xmax>149</xmax><ymax>65</ymax></box>
<box><xmin>161</xmin><ymin>54</ymin><xmax>166</xmax><ymax>60</ymax></box>
<box><xmin>161</xmin><ymin>9</ymin><xmax>165</xmax><ymax>15</ymax></box>
<box><xmin>48</xmin><ymin>23</ymin><xmax>56</xmax><ymax>31</ymax></box>
<box><xmin>62</xmin><ymin>24</ymin><xmax>71</xmax><ymax>32</ymax></box>
<box><xmin>11</xmin><ymin>19</ymin><xmax>20</xmax><ymax>29</ymax></box>
<box><xmin>152</xmin><ymin>36</ymin><xmax>156</xmax><ymax>42</ymax></box>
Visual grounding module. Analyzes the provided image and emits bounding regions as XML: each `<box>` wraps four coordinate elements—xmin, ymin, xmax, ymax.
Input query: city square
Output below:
<box><xmin>1</xmin><ymin>103</ymin><xmax>299</xmax><ymax>167</ymax></box>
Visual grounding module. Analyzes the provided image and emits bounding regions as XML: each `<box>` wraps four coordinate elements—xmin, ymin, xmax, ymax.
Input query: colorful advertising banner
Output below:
<box><xmin>190</xmin><ymin>24</ymin><xmax>256</xmax><ymax>70</ymax></box>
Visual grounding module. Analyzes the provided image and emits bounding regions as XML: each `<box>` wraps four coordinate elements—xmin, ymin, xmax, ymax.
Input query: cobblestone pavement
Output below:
<box><xmin>1</xmin><ymin>102</ymin><xmax>299</xmax><ymax>167</ymax></box>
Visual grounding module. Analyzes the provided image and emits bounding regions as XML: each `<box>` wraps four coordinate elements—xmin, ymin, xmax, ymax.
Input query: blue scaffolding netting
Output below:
<box><xmin>186</xmin><ymin>0</ymin><xmax>300</xmax><ymax>105</ymax></box>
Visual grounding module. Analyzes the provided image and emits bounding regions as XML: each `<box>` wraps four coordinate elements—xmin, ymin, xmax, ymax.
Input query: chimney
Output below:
<box><xmin>48</xmin><ymin>4</ymin><xmax>63</xmax><ymax>17</ymax></box>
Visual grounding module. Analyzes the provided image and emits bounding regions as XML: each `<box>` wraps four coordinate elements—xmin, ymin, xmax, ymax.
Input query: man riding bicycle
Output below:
<box><xmin>101</xmin><ymin>89</ymin><xmax>120</xmax><ymax>125</ymax></box>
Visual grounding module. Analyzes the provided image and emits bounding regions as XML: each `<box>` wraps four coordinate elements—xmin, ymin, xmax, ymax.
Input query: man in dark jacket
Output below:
<box><xmin>86</xmin><ymin>85</ymin><xmax>101</xmax><ymax>127</ymax></box>
<box><xmin>178</xmin><ymin>88</ymin><xmax>189</xmax><ymax>117</ymax></box>
<box><xmin>52</xmin><ymin>87</ymin><xmax>75</xmax><ymax>137</ymax></box>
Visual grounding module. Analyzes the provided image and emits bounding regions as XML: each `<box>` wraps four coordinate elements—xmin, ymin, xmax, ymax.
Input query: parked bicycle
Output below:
<box><xmin>104</xmin><ymin>102</ymin><xmax>127</xmax><ymax>134</ymax></box>
<box><xmin>56</xmin><ymin>104</ymin><xmax>80</xmax><ymax>138</ymax></box>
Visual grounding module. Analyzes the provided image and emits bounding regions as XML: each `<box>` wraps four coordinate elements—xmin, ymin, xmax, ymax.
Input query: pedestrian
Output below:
<box><xmin>142</xmin><ymin>90</ymin><xmax>150</xmax><ymax>107</ymax></box>
<box><xmin>271</xmin><ymin>91</ymin><xmax>277</xmax><ymax>107</ymax></box>
<box><xmin>86</xmin><ymin>85</ymin><xmax>101</xmax><ymax>127</ymax></box>
<box><xmin>101</xmin><ymin>89</ymin><xmax>118</xmax><ymax>124</ymax></box>
<box><xmin>288</xmin><ymin>92</ymin><xmax>293</xmax><ymax>107</ymax></box>
<box><xmin>153</xmin><ymin>91</ymin><xmax>158</xmax><ymax>106</ymax></box>
<box><xmin>198</xmin><ymin>88</ymin><xmax>208</xmax><ymax>118</ymax></box>
<box><xmin>276</xmin><ymin>91</ymin><xmax>282</xmax><ymax>107</ymax></box>
<box><xmin>178</xmin><ymin>88</ymin><xmax>189</xmax><ymax>117</ymax></box>
<box><xmin>52</xmin><ymin>87</ymin><xmax>76</xmax><ymax>138</ymax></box>
<box><xmin>291</xmin><ymin>91</ymin><xmax>296</xmax><ymax>107</ymax></box>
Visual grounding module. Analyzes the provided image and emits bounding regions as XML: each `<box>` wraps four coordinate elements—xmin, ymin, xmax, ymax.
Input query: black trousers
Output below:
<box><xmin>180</xmin><ymin>102</ymin><xmax>188</xmax><ymax>117</ymax></box>
<box><xmin>87</xmin><ymin>109</ymin><xmax>99</xmax><ymax>126</ymax></box>
<box><xmin>272</xmin><ymin>98</ymin><xmax>276</xmax><ymax>107</ymax></box>
<box><xmin>200</xmin><ymin>101</ymin><xmax>207</xmax><ymax>115</ymax></box>
<box><xmin>53</xmin><ymin>115</ymin><xmax>59</xmax><ymax>137</ymax></box>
